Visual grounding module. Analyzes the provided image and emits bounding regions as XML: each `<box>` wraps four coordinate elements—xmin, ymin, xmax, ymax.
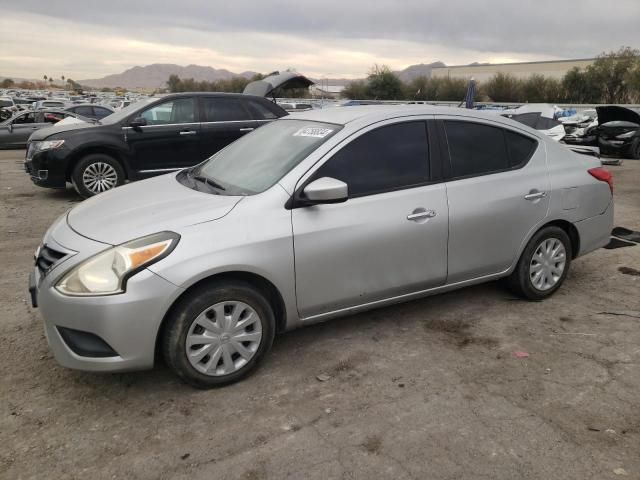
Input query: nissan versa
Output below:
<box><xmin>29</xmin><ymin>106</ymin><xmax>614</xmax><ymax>388</ymax></box>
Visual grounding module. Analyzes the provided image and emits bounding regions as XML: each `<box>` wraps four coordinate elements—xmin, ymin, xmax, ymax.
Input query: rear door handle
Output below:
<box><xmin>239</xmin><ymin>127</ymin><xmax>255</xmax><ymax>132</ymax></box>
<box><xmin>179</xmin><ymin>130</ymin><xmax>197</xmax><ymax>136</ymax></box>
<box><xmin>524</xmin><ymin>190</ymin><xmax>547</xmax><ymax>201</ymax></box>
<box><xmin>407</xmin><ymin>209</ymin><xmax>436</xmax><ymax>221</ymax></box>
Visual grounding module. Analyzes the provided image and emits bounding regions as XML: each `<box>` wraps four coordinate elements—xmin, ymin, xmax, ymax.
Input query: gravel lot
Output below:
<box><xmin>1</xmin><ymin>149</ymin><xmax>639</xmax><ymax>480</ymax></box>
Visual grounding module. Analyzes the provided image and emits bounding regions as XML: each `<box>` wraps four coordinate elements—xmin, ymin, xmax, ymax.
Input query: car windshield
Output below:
<box><xmin>0</xmin><ymin>100</ymin><xmax>13</xmax><ymax>107</ymax></box>
<box><xmin>100</xmin><ymin>98</ymin><xmax>155</xmax><ymax>124</ymax></box>
<box><xmin>192</xmin><ymin>119</ymin><xmax>342</xmax><ymax>195</ymax></box>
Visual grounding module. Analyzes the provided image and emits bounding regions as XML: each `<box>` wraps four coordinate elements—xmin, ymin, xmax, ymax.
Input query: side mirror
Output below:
<box><xmin>302</xmin><ymin>177</ymin><xmax>348</xmax><ymax>204</ymax></box>
<box><xmin>129</xmin><ymin>116</ymin><xmax>147</xmax><ymax>130</ymax></box>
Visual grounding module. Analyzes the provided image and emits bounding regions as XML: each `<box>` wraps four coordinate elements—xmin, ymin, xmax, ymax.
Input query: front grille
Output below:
<box><xmin>36</xmin><ymin>244</ymin><xmax>67</xmax><ymax>276</ymax></box>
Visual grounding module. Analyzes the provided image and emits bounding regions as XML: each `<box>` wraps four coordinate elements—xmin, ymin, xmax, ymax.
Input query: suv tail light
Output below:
<box><xmin>588</xmin><ymin>167</ymin><xmax>613</xmax><ymax>194</ymax></box>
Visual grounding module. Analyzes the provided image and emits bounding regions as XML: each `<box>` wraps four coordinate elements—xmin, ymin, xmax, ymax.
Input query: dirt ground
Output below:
<box><xmin>1</xmin><ymin>149</ymin><xmax>639</xmax><ymax>480</ymax></box>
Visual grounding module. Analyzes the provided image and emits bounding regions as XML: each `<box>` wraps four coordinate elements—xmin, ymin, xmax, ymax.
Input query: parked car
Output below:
<box><xmin>65</xmin><ymin>103</ymin><xmax>115</xmax><ymax>120</ymax></box>
<box><xmin>595</xmin><ymin>106</ymin><xmax>640</xmax><ymax>159</ymax></box>
<box><xmin>29</xmin><ymin>105</ymin><xmax>613</xmax><ymax>388</ymax></box>
<box><xmin>0</xmin><ymin>109</ymin><xmax>90</xmax><ymax>149</ymax></box>
<box><xmin>563</xmin><ymin>106</ymin><xmax>640</xmax><ymax>159</ymax></box>
<box><xmin>33</xmin><ymin>99</ymin><xmax>68</xmax><ymax>110</ymax></box>
<box><xmin>25</xmin><ymin>93</ymin><xmax>287</xmax><ymax>197</ymax></box>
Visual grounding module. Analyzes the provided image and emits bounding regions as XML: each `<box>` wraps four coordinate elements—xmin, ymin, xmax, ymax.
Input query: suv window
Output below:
<box><xmin>203</xmin><ymin>98</ymin><xmax>249</xmax><ymax>122</ymax></box>
<box><xmin>313</xmin><ymin>121</ymin><xmax>429</xmax><ymax>197</ymax></box>
<box><xmin>13</xmin><ymin>112</ymin><xmax>36</xmax><ymax>124</ymax></box>
<box><xmin>444</xmin><ymin>121</ymin><xmax>510</xmax><ymax>178</ymax></box>
<box><xmin>245</xmin><ymin>99</ymin><xmax>278</xmax><ymax>120</ymax></box>
<box><xmin>141</xmin><ymin>98</ymin><xmax>195</xmax><ymax>125</ymax></box>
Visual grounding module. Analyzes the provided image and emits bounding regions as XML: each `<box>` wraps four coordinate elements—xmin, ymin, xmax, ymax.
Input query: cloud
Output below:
<box><xmin>1</xmin><ymin>1</ymin><xmax>638</xmax><ymax>79</ymax></box>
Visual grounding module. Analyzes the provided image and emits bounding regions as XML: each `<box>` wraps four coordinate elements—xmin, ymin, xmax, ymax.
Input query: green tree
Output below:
<box><xmin>520</xmin><ymin>74</ymin><xmax>549</xmax><ymax>103</ymax></box>
<box><xmin>341</xmin><ymin>80</ymin><xmax>369</xmax><ymax>99</ymax></box>
<box><xmin>435</xmin><ymin>77</ymin><xmax>468</xmax><ymax>101</ymax></box>
<box><xmin>0</xmin><ymin>78</ymin><xmax>15</xmax><ymax>88</ymax></box>
<box><xmin>483</xmin><ymin>73</ymin><xmax>522</xmax><ymax>102</ymax></box>
<box><xmin>366</xmin><ymin>65</ymin><xmax>404</xmax><ymax>100</ymax></box>
<box><xmin>588</xmin><ymin>46</ymin><xmax>640</xmax><ymax>103</ymax></box>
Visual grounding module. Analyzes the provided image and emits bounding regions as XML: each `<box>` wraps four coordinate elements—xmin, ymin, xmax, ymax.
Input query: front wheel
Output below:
<box><xmin>507</xmin><ymin>226</ymin><xmax>572</xmax><ymax>301</ymax></box>
<box><xmin>162</xmin><ymin>281</ymin><xmax>276</xmax><ymax>388</ymax></box>
<box><xmin>71</xmin><ymin>154</ymin><xmax>125</xmax><ymax>198</ymax></box>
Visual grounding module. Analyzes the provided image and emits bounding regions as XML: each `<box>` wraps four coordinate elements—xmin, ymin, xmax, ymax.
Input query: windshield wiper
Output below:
<box><xmin>186</xmin><ymin>169</ymin><xmax>226</xmax><ymax>192</ymax></box>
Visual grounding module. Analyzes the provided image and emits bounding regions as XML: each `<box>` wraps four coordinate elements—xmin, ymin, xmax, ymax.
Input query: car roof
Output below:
<box><xmin>287</xmin><ymin>104</ymin><xmax>545</xmax><ymax>133</ymax></box>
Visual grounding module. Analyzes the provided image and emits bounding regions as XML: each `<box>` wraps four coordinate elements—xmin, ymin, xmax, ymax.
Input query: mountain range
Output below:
<box><xmin>74</xmin><ymin>62</ymin><xmax>449</xmax><ymax>89</ymax></box>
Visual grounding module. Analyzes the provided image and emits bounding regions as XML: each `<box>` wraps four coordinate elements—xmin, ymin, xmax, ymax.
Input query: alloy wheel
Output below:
<box><xmin>185</xmin><ymin>301</ymin><xmax>263</xmax><ymax>376</ymax></box>
<box><xmin>82</xmin><ymin>162</ymin><xmax>118</xmax><ymax>194</ymax></box>
<box><xmin>529</xmin><ymin>238</ymin><xmax>566</xmax><ymax>291</ymax></box>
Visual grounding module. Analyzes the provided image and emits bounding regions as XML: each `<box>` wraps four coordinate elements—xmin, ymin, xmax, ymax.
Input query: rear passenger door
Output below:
<box><xmin>439</xmin><ymin>118</ymin><xmax>549</xmax><ymax>283</ymax></box>
<box><xmin>199</xmin><ymin>97</ymin><xmax>256</xmax><ymax>159</ymax></box>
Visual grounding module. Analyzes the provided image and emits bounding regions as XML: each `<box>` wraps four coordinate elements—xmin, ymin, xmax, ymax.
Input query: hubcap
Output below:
<box><xmin>186</xmin><ymin>301</ymin><xmax>262</xmax><ymax>376</ymax></box>
<box><xmin>82</xmin><ymin>162</ymin><xmax>118</xmax><ymax>194</ymax></box>
<box><xmin>529</xmin><ymin>238</ymin><xmax>566</xmax><ymax>291</ymax></box>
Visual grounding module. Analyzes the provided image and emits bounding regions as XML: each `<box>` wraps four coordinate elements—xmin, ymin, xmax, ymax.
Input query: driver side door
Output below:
<box><xmin>291</xmin><ymin>119</ymin><xmax>449</xmax><ymax>319</ymax></box>
<box><xmin>2</xmin><ymin>112</ymin><xmax>43</xmax><ymax>147</ymax></box>
<box><xmin>124</xmin><ymin>97</ymin><xmax>201</xmax><ymax>176</ymax></box>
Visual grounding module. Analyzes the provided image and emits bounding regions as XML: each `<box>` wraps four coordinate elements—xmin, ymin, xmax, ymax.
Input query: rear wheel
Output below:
<box><xmin>628</xmin><ymin>138</ymin><xmax>640</xmax><ymax>160</ymax></box>
<box><xmin>162</xmin><ymin>280</ymin><xmax>276</xmax><ymax>388</ymax></box>
<box><xmin>507</xmin><ymin>226</ymin><xmax>572</xmax><ymax>301</ymax></box>
<box><xmin>71</xmin><ymin>153</ymin><xmax>125</xmax><ymax>198</ymax></box>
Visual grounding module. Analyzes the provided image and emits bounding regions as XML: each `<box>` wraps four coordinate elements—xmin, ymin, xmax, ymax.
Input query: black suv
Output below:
<box><xmin>25</xmin><ymin>93</ymin><xmax>287</xmax><ymax>197</ymax></box>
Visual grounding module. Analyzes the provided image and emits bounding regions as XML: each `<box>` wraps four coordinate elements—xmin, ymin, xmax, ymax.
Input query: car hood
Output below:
<box><xmin>66</xmin><ymin>173</ymin><xmax>244</xmax><ymax>245</ymax></box>
<box><xmin>596</xmin><ymin>106</ymin><xmax>640</xmax><ymax>125</ymax></box>
<box><xmin>29</xmin><ymin>120</ymin><xmax>98</xmax><ymax>141</ymax></box>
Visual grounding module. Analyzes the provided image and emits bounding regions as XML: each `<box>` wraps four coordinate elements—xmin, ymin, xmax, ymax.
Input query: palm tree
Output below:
<box><xmin>43</xmin><ymin>75</ymin><xmax>48</xmax><ymax>81</ymax></box>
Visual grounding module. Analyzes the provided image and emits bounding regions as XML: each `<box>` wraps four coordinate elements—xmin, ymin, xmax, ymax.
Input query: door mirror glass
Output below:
<box><xmin>129</xmin><ymin>116</ymin><xmax>147</xmax><ymax>129</ymax></box>
<box><xmin>302</xmin><ymin>177</ymin><xmax>348</xmax><ymax>204</ymax></box>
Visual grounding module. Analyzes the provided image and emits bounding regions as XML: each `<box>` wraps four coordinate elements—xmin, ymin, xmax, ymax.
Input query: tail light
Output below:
<box><xmin>588</xmin><ymin>167</ymin><xmax>613</xmax><ymax>194</ymax></box>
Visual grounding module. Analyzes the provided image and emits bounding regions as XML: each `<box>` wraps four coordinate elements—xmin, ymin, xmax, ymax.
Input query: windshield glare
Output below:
<box><xmin>100</xmin><ymin>98</ymin><xmax>155</xmax><ymax>124</ymax></box>
<box><xmin>195</xmin><ymin>119</ymin><xmax>341</xmax><ymax>195</ymax></box>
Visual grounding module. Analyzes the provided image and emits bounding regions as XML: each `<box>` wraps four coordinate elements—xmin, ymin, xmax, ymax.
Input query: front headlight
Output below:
<box><xmin>616</xmin><ymin>130</ymin><xmax>637</xmax><ymax>139</ymax></box>
<box><xmin>34</xmin><ymin>139</ymin><xmax>65</xmax><ymax>152</ymax></box>
<box><xmin>56</xmin><ymin>231</ymin><xmax>179</xmax><ymax>296</ymax></box>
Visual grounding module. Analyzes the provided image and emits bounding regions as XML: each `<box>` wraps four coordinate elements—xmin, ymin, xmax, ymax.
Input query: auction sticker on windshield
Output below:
<box><xmin>293</xmin><ymin>127</ymin><xmax>334</xmax><ymax>138</ymax></box>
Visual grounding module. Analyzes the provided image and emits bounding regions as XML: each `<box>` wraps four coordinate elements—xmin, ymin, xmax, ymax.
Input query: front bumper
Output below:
<box><xmin>31</xmin><ymin>216</ymin><xmax>183</xmax><ymax>372</ymax></box>
<box><xmin>24</xmin><ymin>146</ymin><xmax>68</xmax><ymax>188</ymax></box>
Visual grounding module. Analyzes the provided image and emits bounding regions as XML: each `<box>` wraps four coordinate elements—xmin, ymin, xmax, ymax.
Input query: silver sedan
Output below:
<box><xmin>30</xmin><ymin>105</ymin><xmax>614</xmax><ymax>388</ymax></box>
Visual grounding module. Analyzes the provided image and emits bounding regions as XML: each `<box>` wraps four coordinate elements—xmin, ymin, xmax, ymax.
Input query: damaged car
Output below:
<box><xmin>595</xmin><ymin>106</ymin><xmax>640</xmax><ymax>159</ymax></box>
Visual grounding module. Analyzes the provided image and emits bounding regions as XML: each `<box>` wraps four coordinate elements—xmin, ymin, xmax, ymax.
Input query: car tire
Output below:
<box><xmin>628</xmin><ymin>138</ymin><xmax>640</xmax><ymax>160</ymax></box>
<box><xmin>162</xmin><ymin>280</ymin><xmax>276</xmax><ymax>388</ymax></box>
<box><xmin>71</xmin><ymin>154</ymin><xmax>125</xmax><ymax>198</ymax></box>
<box><xmin>507</xmin><ymin>226</ymin><xmax>572</xmax><ymax>301</ymax></box>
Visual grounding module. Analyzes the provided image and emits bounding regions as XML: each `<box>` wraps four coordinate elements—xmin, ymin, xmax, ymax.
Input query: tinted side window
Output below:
<box><xmin>245</xmin><ymin>99</ymin><xmax>278</xmax><ymax>120</ymax></box>
<box><xmin>93</xmin><ymin>107</ymin><xmax>112</xmax><ymax>119</ymax></box>
<box><xmin>313</xmin><ymin>122</ymin><xmax>429</xmax><ymax>197</ymax></box>
<box><xmin>444</xmin><ymin>121</ymin><xmax>509</xmax><ymax>178</ymax></box>
<box><xmin>13</xmin><ymin>113</ymin><xmax>35</xmax><ymax>124</ymax></box>
<box><xmin>505</xmin><ymin>130</ymin><xmax>537</xmax><ymax>167</ymax></box>
<box><xmin>141</xmin><ymin>98</ymin><xmax>195</xmax><ymax>125</ymax></box>
<box><xmin>203</xmin><ymin>98</ymin><xmax>249</xmax><ymax>122</ymax></box>
<box><xmin>75</xmin><ymin>106</ymin><xmax>94</xmax><ymax>117</ymax></box>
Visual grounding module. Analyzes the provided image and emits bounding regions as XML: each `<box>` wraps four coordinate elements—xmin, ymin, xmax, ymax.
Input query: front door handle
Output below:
<box><xmin>179</xmin><ymin>130</ymin><xmax>197</xmax><ymax>136</ymax></box>
<box><xmin>524</xmin><ymin>190</ymin><xmax>547</xmax><ymax>201</ymax></box>
<box><xmin>239</xmin><ymin>127</ymin><xmax>255</xmax><ymax>132</ymax></box>
<box><xmin>407</xmin><ymin>209</ymin><xmax>436</xmax><ymax>221</ymax></box>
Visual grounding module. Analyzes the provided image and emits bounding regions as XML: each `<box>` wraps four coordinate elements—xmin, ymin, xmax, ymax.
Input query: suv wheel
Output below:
<box><xmin>507</xmin><ymin>226</ymin><xmax>572</xmax><ymax>301</ymax></box>
<box><xmin>162</xmin><ymin>280</ymin><xmax>276</xmax><ymax>388</ymax></box>
<box><xmin>71</xmin><ymin>154</ymin><xmax>125</xmax><ymax>198</ymax></box>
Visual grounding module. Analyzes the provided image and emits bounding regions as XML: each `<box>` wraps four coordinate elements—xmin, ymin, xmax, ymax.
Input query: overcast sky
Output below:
<box><xmin>1</xmin><ymin>0</ymin><xmax>638</xmax><ymax>80</ymax></box>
